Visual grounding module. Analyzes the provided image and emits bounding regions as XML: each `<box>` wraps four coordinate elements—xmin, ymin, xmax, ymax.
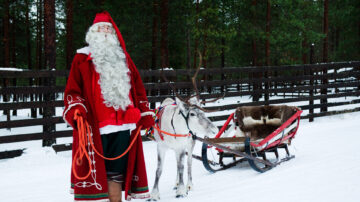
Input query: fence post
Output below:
<box><xmin>264</xmin><ymin>67</ymin><xmax>269</xmax><ymax>105</ymax></box>
<box><xmin>309</xmin><ymin>44</ymin><xmax>315</xmax><ymax>122</ymax></box>
<box><xmin>12</xmin><ymin>78</ymin><xmax>17</xmax><ymax>116</ymax></box>
<box><xmin>30</xmin><ymin>77</ymin><xmax>37</xmax><ymax>118</ymax></box>
<box><xmin>320</xmin><ymin>61</ymin><xmax>328</xmax><ymax>112</ymax></box>
<box><xmin>221</xmin><ymin>64</ymin><xmax>225</xmax><ymax>93</ymax></box>
<box><xmin>2</xmin><ymin>78</ymin><xmax>11</xmax><ymax>123</ymax></box>
<box><xmin>42</xmin><ymin>73</ymin><xmax>56</xmax><ymax>147</ymax></box>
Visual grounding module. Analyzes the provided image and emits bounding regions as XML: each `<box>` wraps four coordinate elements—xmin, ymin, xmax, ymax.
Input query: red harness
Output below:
<box><xmin>152</xmin><ymin>104</ymin><xmax>191</xmax><ymax>141</ymax></box>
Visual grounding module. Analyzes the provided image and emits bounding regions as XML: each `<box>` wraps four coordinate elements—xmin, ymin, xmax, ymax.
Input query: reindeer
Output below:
<box><xmin>148</xmin><ymin>54</ymin><xmax>220</xmax><ymax>200</ymax></box>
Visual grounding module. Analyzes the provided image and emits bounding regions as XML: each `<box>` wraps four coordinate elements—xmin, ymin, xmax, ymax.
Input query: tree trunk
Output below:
<box><xmin>321</xmin><ymin>0</ymin><xmax>328</xmax><ymax>112</ymax></box>
<box><xmin>302</xmin><ymin>38</ymin><xmax>307</xmax><ymax>64</ymax></box>
<box><xmin>2</xmin><ymin>0</ymin><xmax>10</xmax><ymax>117</ymax></box>
<box><xmin>44</xmin><ymin>0</ymin><xmax>56</xmax><ymax>70</ymax></box>
<box><xmin>10</xmin><ymin>4</ymin><xmax>17</xmax><ymax>68</ymax></box>
<box><xmin>323</xmin><ymin>0</ymin><xmax>329</xmax><ymax>62</ymax></box>
<box><xmin>202</xmin><ymin>35</ymin><xmax>207</xmax><ymax>69</ymax></box>
<box><xmin>3</xmin><ymin>0</ymin><xmax>10</xmax><ymax>67</ymax></box>
<box><xmin>221</xmin><ymin>38</ymin><xmax>225</xmax><ymax>69</ymax></box>
<box><xmin>10</xmin><ymin>2</ymin><xmax>18</xmax><ymax>116</ymax></box>
<box><xmin>221</xmin><ymin>37</ymin><xmax>226</xmax><ymax>93</ymax></box>
<box><xmin>36</xmin><ymin>0</ymin><xmax>43</xmax><ymax>116</ymax></box>
<box><xmin>43</xmin><ymin>0</ymin><xmax>56</xmax><ymax>146</ymax></box>
<box><xmin>251</xmin><ymin>0</ymin><xmax>261</xmax><ymax>102</ymax></box>
<box><xmin>36</xmin><ymin>0</ymin><xmax>43</xmax><ymax>71</ymax></box>
<box><xmin>265</xmin><ymin>0</ymin><xmax>271</xmax><ymax>66</ymax></box>
<box><xmin>251</xmin><ymin>0</ymin><xmax>257</xmax><ymax>67</ymax></box>
<box><xmin>25</xmin><ymin>0</ymin><xmax>36</xmax><ymax>117</ymax></box>
<box><xmin>186</xmin><ymin>28</ymin><xmax>191</xmax><ymax>71</ymax></box>
<box><xmin>151</xmin><ymin>0</ymin><xmax>159</xmax><ymax>70</ymax></box>
<box><xmin>25</xmin><ymin>0</ymin><xmax>32</xmax><ymax>70</ymax></box>
<box><xmin>335</xmin><ymin>28</ymin><xmax>340</xmax><ymax>52</ymax></box>
<box><xmin>264</xmin><ymin>0</ymin><xmax>271</xmax><ymax>103</ymax></box>
<box><xmin>160</xmin><ymin>0</ymin><xmax>169</xmax><ymax>69</ymax></box>
<box><xmin>150</xmin><ymin>0</ymin><xmax>159</xmax><ymax>109</ymax></box>
<box><xmin>65</xmin><ymin>0</ymin><xmax>73</xmax><ymax>70</ymax></box>
<box><xmin>193</xmin><ymin>0</ymin><xmax>200</xmax><ymax>69</ymax></box>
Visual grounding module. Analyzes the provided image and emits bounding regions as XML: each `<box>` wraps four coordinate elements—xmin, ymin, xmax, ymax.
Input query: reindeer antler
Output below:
<box><xmin>189</xmin><ymin>52</ymin><xmax>223</xmax><ymax>112</ymax></box>
<box><xmin>191</xmin><ymin>51</ymin><xmax>202</xmax><ymax>101</ymax></box>
<box><xmin>160</xmin><ymin>67</ymin><xmax>191</xmax><ymax>105</ymax></box>
<box><xmin>200</xmin><ymin>93</ymin><xmax>226</xmax><ymax>105</ymax></box>
<box><xmin>160</xmin><ymin>52</ymin><xmax>222</xmax><ymax>113</ymax></box>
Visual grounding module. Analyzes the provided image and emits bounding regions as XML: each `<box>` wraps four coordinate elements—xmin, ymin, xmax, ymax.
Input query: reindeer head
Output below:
<box><xmin>175</xmin><ymin>97</ymin><xmax>218</xmax><ymax>137</ymax></box>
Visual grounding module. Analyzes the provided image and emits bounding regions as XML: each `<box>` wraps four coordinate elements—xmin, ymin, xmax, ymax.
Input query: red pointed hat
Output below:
<box><xmin>92</xmin><ymin>11</ymin><xmax>127</xmax><ymax>52</ymax></box>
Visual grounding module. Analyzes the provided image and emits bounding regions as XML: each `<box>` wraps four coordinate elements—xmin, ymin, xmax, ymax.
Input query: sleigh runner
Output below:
<box><xmin>199</xmin><ymin>105</ymin><xmax>302</xmax><ymax>173</ymax></box>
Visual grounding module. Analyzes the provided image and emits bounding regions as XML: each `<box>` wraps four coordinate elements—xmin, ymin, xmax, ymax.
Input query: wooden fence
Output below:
<box><xmin>1</xmin><ymin>61</ymin><xmax>360</xmax><ymax>156</ymax></box>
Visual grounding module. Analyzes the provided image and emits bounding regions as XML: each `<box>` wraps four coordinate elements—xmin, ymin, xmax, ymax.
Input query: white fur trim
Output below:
<box><xmin>63</xmin><ymin>103</ymin><xmax>88</xmax><ymax>126</ymax></box>
<box><xmin>99</xmin><ymin>124</ymin><xmax>136</xmax><ymax>135</ymax></box>
<box><xmin>91</xmin><ymin>22</ymin><xmax>112</xmax><ymax>29</ymax></box>
<box><xmin>76</xmin><ymin>46</ymin><xmax>90</xmax><ymax>55</ymax></box>
<box><xmin>141</xmin><ymin>111</ymin><xmax>155</xmax><ymax>117</ymax></box>
<box><xmin>127</xmin><ymin>192</ymin><xmax>150</xmax><ymax>200</ymax></box>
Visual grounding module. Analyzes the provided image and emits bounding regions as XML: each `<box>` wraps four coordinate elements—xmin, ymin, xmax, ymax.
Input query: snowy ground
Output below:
<box><xmin>1</xmin><ymin>110</ymin><xmax>360</xmax><ymax>202</ymax></box>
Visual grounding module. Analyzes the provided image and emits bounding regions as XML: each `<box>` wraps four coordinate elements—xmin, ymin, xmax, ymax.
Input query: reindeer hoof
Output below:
<box><xmin>176</xmin><ymin>187</ymin><xmax>187</xmax><ymax>198</ymax></box>
<box><xmin>176</xmin><ymin>194</ymin><xmax>186</xmax><ymax>198</ymax></box>
<box><xmin>149</xmin><ymin>192</ymin><xmax>160</xmax><ymax>201</ymax></box>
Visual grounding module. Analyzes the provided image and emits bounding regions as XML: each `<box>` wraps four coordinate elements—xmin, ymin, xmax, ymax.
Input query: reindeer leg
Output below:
<box><xmin>186</xmin><ymin>139</ymin><xmax>195</xmax><ymax>192</ymax></box>
<box><xmin>175</xmin><ymin>150</ymin><xmax>187</xmax><ymax>198</ymax></box>
<box><xmin>149</xmin><ymin>145</ymin><xmax>166</xmax><ymax>201</ymax></box>
<box><xmin>174</xmin><ymin>167</ymin><xmax>179</xmax><ymax>190</ymax></box>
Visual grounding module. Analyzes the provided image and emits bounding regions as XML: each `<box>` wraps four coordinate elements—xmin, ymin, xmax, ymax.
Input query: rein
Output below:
<box><xmin>72</xmin><ymin>109</ymin><xmax>142</xmax><ymax>180</ymax></box>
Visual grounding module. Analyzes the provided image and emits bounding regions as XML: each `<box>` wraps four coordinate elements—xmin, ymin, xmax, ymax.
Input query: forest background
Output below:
<box><xmin>1</xmin><ymin>0</ymin><xmax>359</xmax><ymax>74</ymax></box>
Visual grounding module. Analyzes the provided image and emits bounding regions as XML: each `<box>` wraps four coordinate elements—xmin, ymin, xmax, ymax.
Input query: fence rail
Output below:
<box><xmin>1</xmin><ymin>61</ymin><xmax>360</xmax><ymax>156</ymax></box>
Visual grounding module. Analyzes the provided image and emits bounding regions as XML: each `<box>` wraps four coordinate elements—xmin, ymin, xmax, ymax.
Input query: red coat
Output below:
<box><xmin>63</xmin><ymin>47</ymin><xmax>152</xmax><ymax>201</ymax></box>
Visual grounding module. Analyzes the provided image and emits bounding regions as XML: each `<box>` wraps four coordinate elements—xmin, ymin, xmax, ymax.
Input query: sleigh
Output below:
<box><xmin>197</xmin><ymin>105</ymin><xmax>302</xmax><ymax>173</ymax></box>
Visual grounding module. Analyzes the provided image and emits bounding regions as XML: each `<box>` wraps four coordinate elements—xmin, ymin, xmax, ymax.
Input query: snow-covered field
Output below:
<box><xmin>1</xmin><ymin>109</ymin><xmax>360</xmax><ymax>202</ymax></box>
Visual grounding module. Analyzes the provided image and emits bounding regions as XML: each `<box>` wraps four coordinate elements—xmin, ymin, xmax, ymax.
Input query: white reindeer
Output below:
<box><xmin>149</xmin><ymin>96</ymin><xmax>218</xmax><ymax>200</ymax></box>
<box><xmin>149</xmin><ymin>53</ymin><xmax>220</xmax><ymax>200</ymax></box>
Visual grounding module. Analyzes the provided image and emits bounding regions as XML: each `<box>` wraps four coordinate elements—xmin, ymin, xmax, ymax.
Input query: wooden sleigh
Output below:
<box><xmin>196</xmin><ymin>105</ymin><xmax>302</xmax><ymax>173</ymax></box>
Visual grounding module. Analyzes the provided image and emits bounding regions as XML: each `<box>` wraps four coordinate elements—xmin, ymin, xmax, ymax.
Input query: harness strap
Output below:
<box><xmin>170</xmin><ymin>109</ymin><xmax>177</xmax><ymax>138</ymax></box>
<box><xmin>153</xmin><ymin>125</ymin><xmax>191</xmax><ymax>137</ymax></box>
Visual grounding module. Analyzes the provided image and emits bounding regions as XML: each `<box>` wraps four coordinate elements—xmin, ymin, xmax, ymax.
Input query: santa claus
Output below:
<box><xmin>63</xmin><ymin>11</ymin><xmax>154</xmax><ymax>201</ymax></box>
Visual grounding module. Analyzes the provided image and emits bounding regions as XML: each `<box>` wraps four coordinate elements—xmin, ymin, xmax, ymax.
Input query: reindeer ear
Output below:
<box><xmin>175</xmin><ymin>97</ymin><xmax>187</xmax><ymax>112</ymax></box>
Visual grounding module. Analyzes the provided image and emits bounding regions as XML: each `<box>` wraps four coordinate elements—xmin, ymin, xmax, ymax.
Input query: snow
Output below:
<box><xmin>0</xmin><ymin>67</ymin><xmax>24</xmax><ymax>71</ymax></box>
<box><xmin>1</xmin><ymin>110</ymin><xmax>360</xmax><ymax>202</ymax></box>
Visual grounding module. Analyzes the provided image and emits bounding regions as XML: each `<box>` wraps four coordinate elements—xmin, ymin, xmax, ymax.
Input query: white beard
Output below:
<box><xmin>85</xmin><ymin>23</ymin><xmax>132</xmax><ymax>111</ymax></box>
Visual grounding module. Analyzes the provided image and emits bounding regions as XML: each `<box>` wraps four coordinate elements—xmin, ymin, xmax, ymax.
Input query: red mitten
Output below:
<box><xmin>138</xmin><ymin>114</ymin><xmax>155</xmax><ymax>130</ymax></box>
<box><xmin>64</xmin><ymin>105</ymin><xmax>87</xmax><ymax>129</ymax></box>
<box><xmin>123</xmin><ymin>107</ymin><xmax>141</xmax><ymax>124</ymax></box>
